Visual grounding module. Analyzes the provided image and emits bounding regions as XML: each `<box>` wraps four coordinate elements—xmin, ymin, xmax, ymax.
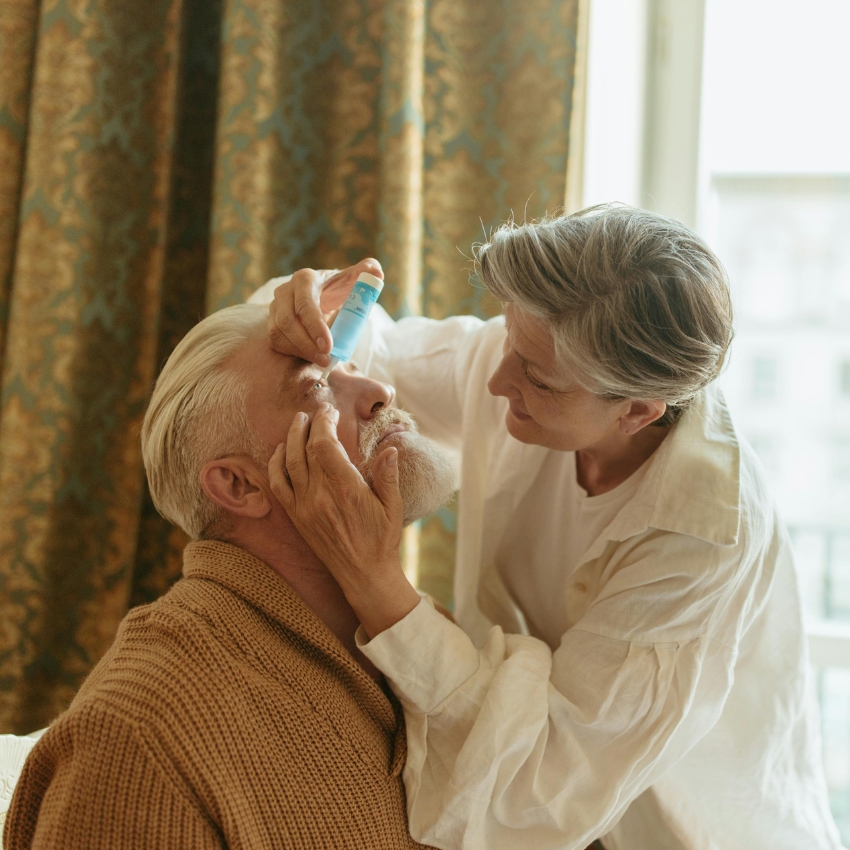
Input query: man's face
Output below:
<box><xmin>230</xmin><ymin>333</ymin><xmax>454</xmax><ymax>523</ymax></box>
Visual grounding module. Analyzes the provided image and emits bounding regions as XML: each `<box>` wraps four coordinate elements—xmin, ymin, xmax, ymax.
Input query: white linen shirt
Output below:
<box><xmin>250</xmin><ymin>281</ymin><xmax>843</xmax><ymax>850</ymax></box>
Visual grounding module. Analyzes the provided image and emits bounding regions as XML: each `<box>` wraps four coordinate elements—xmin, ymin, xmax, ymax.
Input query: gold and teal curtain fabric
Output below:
<box><xmin>0</xmin><ymin>0</ymin><xmax>582</xmax><ymax>733</ymax></box>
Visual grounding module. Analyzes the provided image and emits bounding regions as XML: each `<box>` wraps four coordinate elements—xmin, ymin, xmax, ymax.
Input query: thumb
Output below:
<box><xmin>372</xmin><ymin>447</ymin><xmax>404</xmax><ymax>524</ymax></box>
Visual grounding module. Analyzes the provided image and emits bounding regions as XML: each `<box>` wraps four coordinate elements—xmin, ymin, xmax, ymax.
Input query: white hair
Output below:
<box><xmin>141</xmin><ymin>304</ymin><xmax>268</xmax><ymax>539</ymax></box>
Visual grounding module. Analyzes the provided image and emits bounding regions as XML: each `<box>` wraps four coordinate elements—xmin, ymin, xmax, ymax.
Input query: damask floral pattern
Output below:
<box><xmin>0</xmin><ymin>0</ymin><xmax>579</xmax><ymax>733</ymax></box>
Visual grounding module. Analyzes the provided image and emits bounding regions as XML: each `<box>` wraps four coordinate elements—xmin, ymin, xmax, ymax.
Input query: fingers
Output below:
<box><xmin>269</xmin><ymin>269</ymin><xmax>331</xmax><ymax>365</ymax></box>
<box><xmin>319</xmin><ymin>257</ymin><xmax>385</xmax><ymax>316</ymax></box>
<box><xmin>324</xmin><ymin>258</ymin><xmax>384</xmax><ymax>288</ymax></box>
<box><xmin>293</xmin><ymin>276</ymin><xmax>332</xmax><ymax>362</ymax></box>
<box><xmin>268</xmin><ymin>442</ymin><xmax>294</xmax><ymax>514</ymax></box>
<box><xmin>371</xmin><ymin>446</ymin><xmax>404</xmax><ymax>527</ymax></box>
<box><xmin>267</xmin><ymin>305</ymin><xmax>321</xmax><ymax>363</ymax></box>
<box><xmin>281</xmin><ymin>404</ymin><xmax>360</xmax><ymax>509</ymax></box>
<box><xmin>352</xmin><ymin>257</ymin><xmax>384</xmax><ymax>280</ymax></box>
<box><xmin>284</xmin><ymin>412</ymin><xmax>311</xmax><ymax>496</ymax></box>
<box><xmin>305</xmin><ymin>404</ymin><xmax>360</xmax><ymax>484</ymax></box>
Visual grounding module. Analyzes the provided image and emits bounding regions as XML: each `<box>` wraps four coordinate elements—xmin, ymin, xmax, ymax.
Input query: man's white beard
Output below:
<box><xmin>358</xmin><ymin>408</ymin><xmax>456</xmax><ymax>526</ymax></box>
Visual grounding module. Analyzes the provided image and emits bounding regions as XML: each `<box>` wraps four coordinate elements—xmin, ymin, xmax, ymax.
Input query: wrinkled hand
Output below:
<box><xmin>268</xmin><ymin>402</ymin><xmax>420</xmax><ymax>638</ymax></box>
<box><xmin>267</xmin><ymin>258</ymin><xmax>383</xmax><ymax>367</ymax></box>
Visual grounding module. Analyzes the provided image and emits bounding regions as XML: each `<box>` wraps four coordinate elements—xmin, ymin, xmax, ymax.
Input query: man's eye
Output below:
<box><xmin>312</xmin><ymin>380</ymin><xmax>326</xmax><ymax>391</ymax></box>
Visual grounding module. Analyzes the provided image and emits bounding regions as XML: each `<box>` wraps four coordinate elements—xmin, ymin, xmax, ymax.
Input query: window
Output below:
<box><xmin>583</xmin><ymin>0</ymin><xmax>850</xmax><ymax>837</ymax></box>
<box><xmin>751</xmin><ymin>356</ymin><xmax>777</xmax><ymax>401</ymax></box>
<box><xmin>747</xmin><ymin>434</ymin><xmax>779</xmax><ymax>478</ymax></box>
<box><xmin>840</xmin><ymin>361</ymin><xmax>850</xmax><ymax>399</ymax></box>
<box><xmin>703</xmin><ymin>4</ymin><xmax>850</xmax><ymax>837</ymax></box>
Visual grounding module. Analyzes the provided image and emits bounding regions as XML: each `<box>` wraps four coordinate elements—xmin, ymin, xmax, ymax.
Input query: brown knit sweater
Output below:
<box><xmin>4</xmin><ymin>541</ymin><xmax>435</xmax><ymax>849</ymax></box>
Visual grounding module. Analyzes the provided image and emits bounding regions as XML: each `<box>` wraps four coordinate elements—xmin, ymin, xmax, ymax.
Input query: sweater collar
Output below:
<box><xmin>180</xmin><ymin>540</ymin><xmax>405</xmax><ymax>770</ymax></box>
<box><xmin>182</xmin><ymin>540</ymin><xmax>365</xmax><ymax>673</ymax></box>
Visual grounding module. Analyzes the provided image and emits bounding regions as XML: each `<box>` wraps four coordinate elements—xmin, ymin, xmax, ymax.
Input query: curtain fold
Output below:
<box><xmin>0</xmin><ymin>0</ymin><xmax>580</xmax><ymax>733</ymax></box>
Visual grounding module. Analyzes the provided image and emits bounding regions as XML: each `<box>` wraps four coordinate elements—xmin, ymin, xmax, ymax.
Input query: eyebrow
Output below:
<box><xmin>510</xmin><ymin>336</ymin><xmax>549</xmax><ymax>376</ymax></box>
<box><xmin>276</xmin><ymin>358</ymin><xmax>314</xmax><ymax>398</ymax></box>
<box><xmin>515</xmin><ymin>348</ymin><xmax>545</xmax><ymax>372</ymax></box>
<box><xmin>276</xmin><ymin>358</ymin><xmax>342</xmax><ymax>410</ymax></box>
<box><xmin>506</xmin><ymin>325</ymin><xmax>567</xmax><ymax>388</ymax></box>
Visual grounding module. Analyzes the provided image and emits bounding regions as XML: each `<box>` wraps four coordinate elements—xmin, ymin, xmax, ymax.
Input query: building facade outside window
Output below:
<box><xmin>583</xmin><ymin>0</ymin><xmax>850</xmax><ymax>837</ymax></box>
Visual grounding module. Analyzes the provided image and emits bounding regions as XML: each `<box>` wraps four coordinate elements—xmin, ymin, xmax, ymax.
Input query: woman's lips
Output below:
<box><xmin>508</xmin><ymin>403</ymin><xmax>532</xmax><ymax>421</ymax></box>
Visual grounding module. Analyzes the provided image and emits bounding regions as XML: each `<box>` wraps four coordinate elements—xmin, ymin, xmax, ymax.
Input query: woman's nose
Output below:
<box><xmin>488</xmin><ymin>351</ymin><xmax>515</xmax><ymax>399</ymax></box>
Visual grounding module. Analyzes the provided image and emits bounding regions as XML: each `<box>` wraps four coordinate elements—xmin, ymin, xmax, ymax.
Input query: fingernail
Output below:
<box><xmin>316</xmin><ymin>337</ymin><xmax>327</xmax><ymax>352</ymax></box>
<box><xmin>297</xmin><ymin>412</ymin><xmax>307</xmax><ymax>423</ymax></box>
<box><xmin>387</xmin><ymin>450</ymin><xmax>398</xmax><ymax>467</ymax></box>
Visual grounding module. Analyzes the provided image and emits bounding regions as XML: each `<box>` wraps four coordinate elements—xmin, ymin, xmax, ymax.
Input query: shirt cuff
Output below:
<box><xmin>356</xmin><ymin>598</ymin><xmax>481</xmax><ymax>713</ymax></box>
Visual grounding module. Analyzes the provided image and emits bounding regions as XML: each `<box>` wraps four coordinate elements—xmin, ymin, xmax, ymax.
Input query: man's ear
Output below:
<box><xmin>619</xmin><ymin>399</ymin><xmax>667</xmax><ymax>435</ymax></box>
<box><xmin>200</xmin><ymin>457</ymin><xmax>272</xmax><ymax>520</ymax></box>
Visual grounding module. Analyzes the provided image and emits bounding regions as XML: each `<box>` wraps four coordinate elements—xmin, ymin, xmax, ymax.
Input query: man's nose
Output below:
<box><xmin>354</xmin><ymin>374</ymin><xmax>395</xmax><ymax>419</ymax></box>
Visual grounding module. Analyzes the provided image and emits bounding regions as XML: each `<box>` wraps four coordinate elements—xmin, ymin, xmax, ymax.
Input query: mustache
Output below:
<box><xmin>358</xmin><ymin>407</ymin><xmax>418</xmax><ymax>464</ymax></box>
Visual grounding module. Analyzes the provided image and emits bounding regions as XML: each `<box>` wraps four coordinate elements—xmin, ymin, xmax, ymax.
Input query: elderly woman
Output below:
<box><xmin>253</xmin><ymin>205</ymin><xmax>841</xmax><ymax>850</ymax></box>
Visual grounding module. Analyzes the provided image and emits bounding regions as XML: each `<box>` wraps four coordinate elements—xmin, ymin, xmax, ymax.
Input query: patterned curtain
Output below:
<box><xmin>0</xmin><ymin>0</ymin><xmax>582</xmax><ymax>733</ymax></box>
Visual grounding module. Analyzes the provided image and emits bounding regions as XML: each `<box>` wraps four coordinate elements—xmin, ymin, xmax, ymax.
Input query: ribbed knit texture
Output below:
<box><xmin>4</xmin><ymin>541</ymin><xmax>434</xmax><ymax>849</ymax></box>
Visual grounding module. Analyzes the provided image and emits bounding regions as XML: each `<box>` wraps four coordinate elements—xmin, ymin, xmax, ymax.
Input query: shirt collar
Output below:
<box><xmin>485</xmin><ymin>384</ymin><xmax>742</xmax><ymax>565</ymax></box>
<box><xmin>610</xmin><ymin>384</ymin><xmax>742</xmax><ymax>547</ymax></box>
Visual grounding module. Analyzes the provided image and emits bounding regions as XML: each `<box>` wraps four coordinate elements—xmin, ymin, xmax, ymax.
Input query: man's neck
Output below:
<box><xmin>226</xmin><ymin>521</ymin><xmax>384</xmax><ymax>683</ymax></box>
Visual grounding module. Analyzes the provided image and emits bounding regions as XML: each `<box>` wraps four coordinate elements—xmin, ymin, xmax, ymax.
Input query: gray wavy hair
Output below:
<box><xmin>475</xmin><ymin>204</ymin><xmax>734</xmax><ymax>426</ymax></box>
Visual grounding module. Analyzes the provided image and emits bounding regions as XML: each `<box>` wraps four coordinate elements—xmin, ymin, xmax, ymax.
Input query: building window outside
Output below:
<box><xmin>718</xmin><ymin>176</ymin><xmax>850</xmax><ymax>831</ymax></box>
<box><xmin>840</xmin><ymin>361</ymin><xmax>850</xmax><ymax>399</ymax></box>
<box><xmin>747</xmin><ymin>434</ymin><xmax>780</xmax><ymax>479</ymax></box>
<box><xmin>583</xmin><ymin>0</ymin><xmax>850</xmax><ymax>835</ymax></box>
<box><xmin>821</xmin><ymin>668</ymin><xmax>850</xmax><ymax>831</ymax></box>
<box><xmin>699</xmin><ymin>0</ymin><xmax>850</xmax><ymax>838</ymax></box>
<box><xmin>751</xmin><ymin>356</ymin><xmax>777</xmax><ymax>401</ymax></box>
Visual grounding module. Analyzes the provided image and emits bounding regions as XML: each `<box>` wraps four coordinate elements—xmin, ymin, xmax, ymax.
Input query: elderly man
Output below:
<box><xmin>4</xmin><ymin>267</ymin><xmax>454</xmax><ymax>849</ymax></box>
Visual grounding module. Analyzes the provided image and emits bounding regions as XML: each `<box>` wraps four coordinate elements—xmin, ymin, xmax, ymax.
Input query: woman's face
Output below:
<box><xmin>487</xmin><ymin>304</ymin><xmax>628</xmax><ymax>452</ymax></box>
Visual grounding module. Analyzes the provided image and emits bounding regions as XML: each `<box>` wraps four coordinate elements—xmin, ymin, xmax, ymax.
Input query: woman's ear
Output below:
<box><xmin>619</xmin><ymin>399</ymin><xmax>667</xmax><ymax>435</ymax></box>
<box><xmin>200</xmin><ymin>457</ymin><xmax>271</xmax><ymax>519</ymax></box>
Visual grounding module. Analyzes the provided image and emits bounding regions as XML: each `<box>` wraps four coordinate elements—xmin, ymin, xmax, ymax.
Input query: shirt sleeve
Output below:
<box><xmin>358</xmin><ymin>532</ymin><xmax>740</xmax><ymax>850</ymax></box>
<box><xmin>4</xmin><ymin>706</ymin><xmax>224</xmax><ymax>850</ymax></box>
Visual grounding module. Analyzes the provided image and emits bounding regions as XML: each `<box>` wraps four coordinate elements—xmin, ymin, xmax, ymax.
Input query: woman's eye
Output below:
<box><xmin>524</xmin><ymin>366</ymin><xmax>550</xmax><ymax>391</ymax></box>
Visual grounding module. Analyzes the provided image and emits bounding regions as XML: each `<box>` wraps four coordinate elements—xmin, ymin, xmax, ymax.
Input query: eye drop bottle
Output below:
<box><xmin>320</xmin><ymin>271</ymin><xmax>384</xmax><ymax>380</ymax></box>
